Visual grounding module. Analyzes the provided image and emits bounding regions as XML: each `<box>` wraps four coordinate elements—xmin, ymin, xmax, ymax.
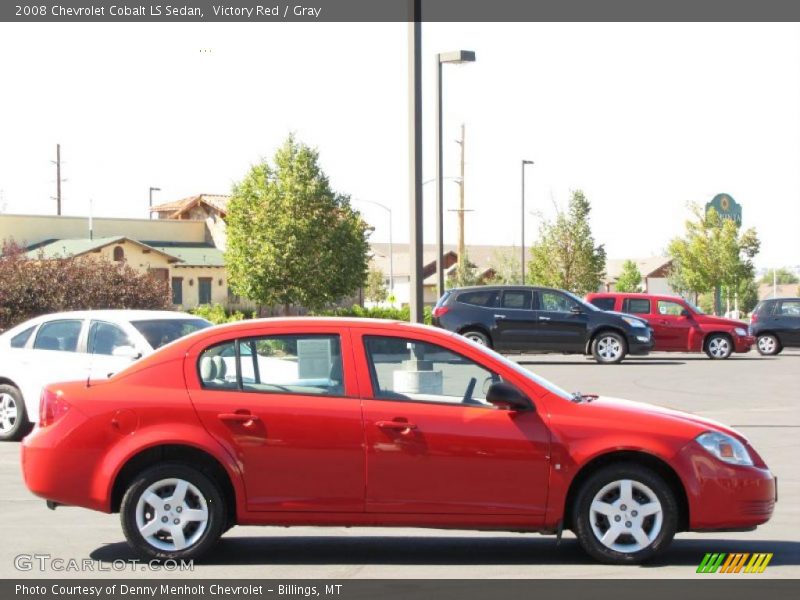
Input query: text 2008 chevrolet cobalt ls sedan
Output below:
<box><xmin>21</xmin><ymin>318</ymin><xmax>775</xmax><ymax>564</ymax></box>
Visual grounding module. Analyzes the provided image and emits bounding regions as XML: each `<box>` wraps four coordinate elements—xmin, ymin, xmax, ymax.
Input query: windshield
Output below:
<box><xmin>466</xmin><ymin>338</ymin><xmax>573</xmax><ymax>401</ymax></box>
<box><xmin>563</xmin><ymin>290</ymin><xmax>600</xmax><ymax>311</ymax></box>
<box><xmin>131</xmin><ymin>318</ymin><xmax>211</xmax><ymax>350</ymax></box>
<box><xmin>684</xmin><ymin>300</ymin><xmax>705</xmax><ymax>315</ymax></box>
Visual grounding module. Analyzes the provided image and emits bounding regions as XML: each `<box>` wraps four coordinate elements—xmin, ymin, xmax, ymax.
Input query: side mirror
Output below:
<box><xmin>485</xmin><ymin>382</ymin><xmax>533</xmax><ymax>412</ymax></box>
<box><xmin>111</xmin><ymin>345</ymin><xmax>142</xmax><ymax>360</ymax></box>
<box><xmin>680</xmin><ymin>309</ymin><xmax>691</xmax><ymax>318</ymax></box>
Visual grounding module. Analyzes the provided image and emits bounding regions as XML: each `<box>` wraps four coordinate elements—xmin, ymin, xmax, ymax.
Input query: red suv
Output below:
<box><xmin>585</xmin><ymin>293</ymin><xmax>754</xmax><ymax>359</ymax></box>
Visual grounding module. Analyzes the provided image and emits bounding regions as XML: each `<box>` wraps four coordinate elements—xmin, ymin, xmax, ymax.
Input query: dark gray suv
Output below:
<box><xmin>750</xmin><ymin>297</ymin><xmax>800</xmax><ymax>355</ymax></box>
<box><xmin>432</xmin><ymin>286</ymin><xmax>654</xmax><ymax>364</ymax></box>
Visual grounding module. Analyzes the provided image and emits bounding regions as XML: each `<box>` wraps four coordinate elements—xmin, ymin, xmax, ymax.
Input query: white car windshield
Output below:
<box><xmin>131</xmin><ymin>318</ymin><xmax>211</xmax><ymax>350</ymax></box>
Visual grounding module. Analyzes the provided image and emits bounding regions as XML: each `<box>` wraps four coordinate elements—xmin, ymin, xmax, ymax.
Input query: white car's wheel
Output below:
<box><xmin>0</xmin><ymin>384</ymin><xmax>30</xmax><ymax>442</ymax></box>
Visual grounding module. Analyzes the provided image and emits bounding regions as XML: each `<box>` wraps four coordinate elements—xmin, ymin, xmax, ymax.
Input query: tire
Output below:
<box><xmin>705</xmin><ymin>333</ymin><xmax>733</xmax><ymax>359</ymax></box>
<box><xmin>120</xmin><ymin>462</ymin><xmax>226</xmax><ymax>561</ymax></box>
<box><xmin>0</xmin><ymin>384</ymin><xmax>31</xmax><ymax>442</ymax></box>
<box><xmin>462</xmin><ymin>329</ymin><xmax>491</xmax><ymax>348</ymax></box>
<box><xmin>591</xmin><ymin>332</ymin><xmax>627</xmax><ymax>364</ymax></box>
<box><xmin>572</xmin><ymin>463</ymin><xmax>678</xmax><ymax>564</ymax></box>
<box><xmin>756</xmin><ymin>334</ymin><xmax>782</xmax><ymax>356</ymax></box>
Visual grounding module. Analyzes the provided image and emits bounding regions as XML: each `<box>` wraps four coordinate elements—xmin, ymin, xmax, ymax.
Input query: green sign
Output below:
<box><xmin>706</xmin><ymin>193</ymin><xmax>742</xmax><ymax>226</ymax></box>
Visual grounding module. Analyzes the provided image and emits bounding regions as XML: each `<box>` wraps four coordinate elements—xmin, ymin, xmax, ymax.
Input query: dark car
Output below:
<box><xmin>432</xmin><ymin>286</ymin><xmax>654</xmax><ymax>364</ymax></box>
<box><xmin>750</xmin><ymin>297</ymin><xmax>800</xmax><ymax>355</ymax></box>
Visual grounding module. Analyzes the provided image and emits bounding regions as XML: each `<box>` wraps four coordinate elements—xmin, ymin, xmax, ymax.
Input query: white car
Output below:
<box><xmin>0</xmin><ymin>310</ymin><xmax>211</xmax><ymax>441</ymax></box>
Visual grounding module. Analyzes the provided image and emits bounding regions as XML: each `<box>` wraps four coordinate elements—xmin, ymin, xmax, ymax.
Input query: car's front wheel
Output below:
<box><xmin>756</xmin><ymin>334</ymin><xmax>782</xmax><ymax>356</ymax></box>
<box><xmin>0</xmin><ymin>384</ymin><xmax>31</xmax><ymax>442</ymax></box>
<box><xmin>591</xmin><ymin>332</ymin><xmax>627</xmax><ymax>364</ymax></box>
<box><xmin>573</xmin><ymin>463</ymin><xmax>678</xmax><ymax>564</ymax></box>
<box><xmin>120</xmin><ymin>463</ymin><xmax>226</xmax><ymax>561</ymax></box>
<box><xmin>705</xmin><ymin>334</ymin><xmax>733</xmax><ymax>359</ymax></box>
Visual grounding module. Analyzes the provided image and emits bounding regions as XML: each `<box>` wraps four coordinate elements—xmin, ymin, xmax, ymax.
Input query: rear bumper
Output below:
<box><xmin>676</xmin><ymin>441</ymin><xmax>776</xmax><ymax>530</ymax></box>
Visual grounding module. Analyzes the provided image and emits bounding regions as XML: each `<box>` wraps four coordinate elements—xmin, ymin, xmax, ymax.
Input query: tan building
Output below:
<box><xmin>602</xmin><ymin>257</ymin><xmax>674</xmax><ymax>294</ymax></box>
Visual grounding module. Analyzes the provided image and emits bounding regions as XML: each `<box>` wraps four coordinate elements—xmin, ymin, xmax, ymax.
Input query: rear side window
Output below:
<box><xmin>33</xmin><ymin>320</ymin><xmax>82</xmax><ymax>352</ymax></box>
<box><xmin>458</xmin><ymin>290</ymin><xmax>497</xmax><ymax>307</ymax></box>
<box><xmin>199</xmin><ymin>334</ymin><xmax>344</xmax><ymax>396</ymax></box>
<box><xmin>10</xmin><ymin>325</ymin><xmax>36</xmax><ymax>349</ymax></box>
<box><xmin>501</xmin><ymin>290</ymin><xmax>532</xmax><ymax>309</ymax></box>
<box><xmin>87</xmin><ymin>321</ymin><xmax>133</xmax><ymax>356</ymax></box>
<box><xmin>623</xmin><ymin>298</ymin><xmax>651</xmax><ymax>314</ymax></box>
<box><xmin>779</xmin><ymin>300</ymin><xmax>800</xmax><ymax>316</ymax></box>
<box><xmin>589</xmin><ymin>297</ymin><xmax>616</xmax><ymax>311</ymax></box>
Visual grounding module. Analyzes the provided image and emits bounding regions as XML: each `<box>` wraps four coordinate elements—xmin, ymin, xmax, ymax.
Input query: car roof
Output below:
<box><xmin>449</xmin><ymin>285</ymin><xmax>566</xmax><ymax>293</ymax></box>
<box><xmin>587</xmin><ymin>292</ymin><xmax>687</xmax><ymax>302</ymax></box>
<box><xmin>186</xmin><ymin>316</ymin><xmax>437</xmax><ymax>336</ymax></box>
<box><xmin>13</xmin><ymin>309</ymin><xmax>204</xmax><ymax>326</ymax></box>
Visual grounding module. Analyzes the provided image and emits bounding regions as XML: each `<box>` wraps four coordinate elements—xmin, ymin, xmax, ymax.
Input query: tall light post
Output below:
<box><xmin>354</xmin><ymin>199</ymin><xmax>394</xmax><ymax>302</ymax></box>
<box><xmin>435</xmin><ymin>50</ymin><xmax>476</xmax><ymax>299</ymax></box>
<box><xmin>408</xmin><ymin>1</ymin><xmax>423</xmax><ymax>323</ymax></box>
<box><xmin>521</xmin><ymin>160</ymin><xmax>534</xmax><ymax>284</ymax></box>
<box><xmin>149</xmin><ymin>187</ymin><xmax>161</xmax><ymax>220</ymax></box>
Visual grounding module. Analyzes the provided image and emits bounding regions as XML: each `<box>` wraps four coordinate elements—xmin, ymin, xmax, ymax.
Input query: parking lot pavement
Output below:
<box><xmin>1</xmin><ymin>350</ymin><xmax>797</xmax><ymax>579</ymax></box>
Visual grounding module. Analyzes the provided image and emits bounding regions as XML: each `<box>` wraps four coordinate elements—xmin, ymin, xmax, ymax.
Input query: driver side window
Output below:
<box><xmin>364</xmin><ymin>336</ymin><xmax>498</xmax><ymax>406</ymax></box>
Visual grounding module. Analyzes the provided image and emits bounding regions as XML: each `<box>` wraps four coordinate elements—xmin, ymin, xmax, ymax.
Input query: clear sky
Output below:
<box><xmin>1</xmin><ymin>22</ymin><xmax>798</xmax><ymax>269</ymax></box>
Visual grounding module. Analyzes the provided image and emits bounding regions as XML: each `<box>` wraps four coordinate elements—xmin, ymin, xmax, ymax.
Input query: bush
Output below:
<box><xmin>311</xmin><ymin>304</ymin><xmax>433</xmax><ymax>325</ymax></box>
<box><xmin>0</xmin><ymin>241</ymin><xmax>171</xmax><ymax>330</ymax></box>
<box><xmin>189</xmin><ymin>303</ymin><xmax>255</xmax><ymax>325</ymax></box>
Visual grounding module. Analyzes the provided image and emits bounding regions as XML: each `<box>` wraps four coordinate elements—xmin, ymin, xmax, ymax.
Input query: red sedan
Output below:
<box><xmin>585</xmin><ymin>293</ymin><xmax>755</xmax><ymax>359</ymax></box>
<box><xmin>21</xmin><ymin>318</ymin><xmax>775</xmax><ymax>564</ymax></box>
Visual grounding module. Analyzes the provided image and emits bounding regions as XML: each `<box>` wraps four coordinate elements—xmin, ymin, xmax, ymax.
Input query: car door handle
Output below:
<box><xmin>539</xmin><ymin>316</ymin><xmax>551</xmax><ymax>321</ymax></box>
<box><xmin>218</xmin><ymin>412</ymin><xmax>260</xmax><ymax>425</ymax></box>
<box><xmin>376</xmin><ymin>420</ymin><xmax>417</xmax><ymax>432</ymax></box>
<box><xmin>493</xmin><ymin>314</ymin><xmax>506</xmax><ymax>320</ymax></box>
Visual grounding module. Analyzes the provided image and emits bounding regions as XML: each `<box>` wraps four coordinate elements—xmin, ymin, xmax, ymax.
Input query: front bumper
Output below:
<box><xmin>676</xmin><ymin>441</ymin><xmax>776</xmax><ymax>531</ymax></box>
<box><xmin>733</xmin><ymin>334</ymin><xmax>755</xmax><ymax>353</ymax></box>
<box><xmin>626</xmin><ymin>328</ymin><xmax>655</xmax><ymax>355</ymax></box>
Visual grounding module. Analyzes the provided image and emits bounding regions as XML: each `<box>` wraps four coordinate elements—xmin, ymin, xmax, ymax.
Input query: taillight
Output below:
<box><xmin>39</xmin><ymin>388</ymin><xmax>70</xmax><ymax>427</ymax></box>
<box><xmin>432</xmin><ymin>306</ymin><xmax>450</xmax><ymax>318</ymax></box>
<box><xmin>750</xmin><ymin>313</ymin><xmax>758</xmax><ymax>324</ymax></box>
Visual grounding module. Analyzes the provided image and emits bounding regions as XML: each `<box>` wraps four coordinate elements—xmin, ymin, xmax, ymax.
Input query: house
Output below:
<box><xmin>150</xmin><ymin>193</ymin><xmax>230</xmax><ymax>249</ymax></box>
<box><xmin>601</xmin><ymin>257</ymin><xmax>674</xmax><ymax>294</ymax></box>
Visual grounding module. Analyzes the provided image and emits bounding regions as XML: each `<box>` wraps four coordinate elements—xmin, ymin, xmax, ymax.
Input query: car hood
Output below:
<box><xmin>604</xmin><ymin>311</ymin><xmax>650</xmax><ymax>325</ymax></box>
<box><xmin>695</xmin><ymin>315</ymin><xmax>747</xmax><ymax>328</ymax></box>
<box><xmin>584</xmin><ymin>395</ymin><xmax>744</xmax><ymax>440</ymax></box>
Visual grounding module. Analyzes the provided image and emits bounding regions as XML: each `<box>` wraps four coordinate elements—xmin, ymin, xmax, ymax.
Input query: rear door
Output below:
<box><xmin>186</xmin><ymin>326</ymin><xmax>365</xmax><ymax>512</ymax></box>
<box><xmin>777</xmin><ymin>300</ymin><xmax>800</xmax><ymax>345</ymax></box>
<box><xmin>492</xmin><ymin>289</ymin><xmax>538</xmax><ymax>351</ymax></box>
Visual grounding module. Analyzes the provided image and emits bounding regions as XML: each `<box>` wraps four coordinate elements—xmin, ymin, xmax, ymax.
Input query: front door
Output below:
<box><xmin>531</xmin><ymin>290</ymin><xmax>589</xmax><ymax>352</ymax></box>
<box><xmin>357</xmin><ymin>332</ymin><xmax>550</xmax><ymax>519</ymax></box>
<box><xmin>186</xmin><ymin>330</ymin><xmax>365</xmax><ymax>512</ymax></box>
<box><xmin>653</xmin><ymin>300</ymin><xmax>693</xmax><ymax>350</ymax></box>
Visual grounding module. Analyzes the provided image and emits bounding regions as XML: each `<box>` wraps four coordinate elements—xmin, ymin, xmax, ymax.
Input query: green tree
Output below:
<box><xmin>447</xmin><ymin>251</ymin><xmax>481</xmax><ymax>289</ymax></box>
<box><xmin>364</xmin><ymin>268</ymin><xmax>388</xmax><ymax>304</ymax></box>
<box><xmin>225</xmin><ymin>136</ymin><xmax>370</xmax><ymax>314</ymax></box>
<box><xmin>759</xmin><ymin>267</ymin><xmax>799</xmax><ymax>285</ymax></box>
<box><xmin>615</xmin><ymin>259</ymin><xmax>643</xmax><ymax>292</ymax></box>
<box><xmin>485</xmin><ymin>247</ymin><xmax>522</xmax><ymax>285</ymax></box>
<box><xmin>667</xmin><ymin>204</ymin><xmax>760</xmax><ymax>315</ymax></box>
<box><xmin>527</xmin><ymin>190</ymin><xmax>606</xmax><ymax>295</ymax></box>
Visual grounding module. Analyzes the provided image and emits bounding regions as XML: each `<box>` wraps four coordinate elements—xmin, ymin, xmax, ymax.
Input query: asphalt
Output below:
<box><xmin>1</xmin><ymin>349</ymin><xmax>798</xmax><ymax>579</ymax></box>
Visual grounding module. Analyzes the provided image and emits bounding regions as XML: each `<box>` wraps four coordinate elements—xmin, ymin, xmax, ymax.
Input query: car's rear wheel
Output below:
<box><xmin>573</xmin><ymin>463</ymin><xmax>678</xmax><ymax>564</ymax></box>
<box><xmin>0</xmin><ymin>384</ymin><xmax>31</xmax><ymax>442</ymax></box>
<box><xmin>591</xmin><ymin>332</ymin><xmax>627</xmax><ymax>364</ymax></box>
<box><xmin>705</xmin><ymin>334</ymin><xmax>733</xmax><ymax>359</ymax></box>
<box><xmin>462</xmin><ymin>330</ymin><xmax>491</xmax><ymax>347</ymax></box>
<box><xmin>120</xmin><ymin>463</ymin><xmax>226</xmax><ymax>561</ymax></box>
<box><xmin>756</xmin><ymin>334</ymin><xmax>782</xmax><ymax>356</ymax></box>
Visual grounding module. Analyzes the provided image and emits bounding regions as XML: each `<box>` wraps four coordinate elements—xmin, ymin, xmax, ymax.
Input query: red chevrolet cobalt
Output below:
<box><xmin>21</xmin><ymin>318</ymin><xmax>775</xmax><ymax>564</ymax></box>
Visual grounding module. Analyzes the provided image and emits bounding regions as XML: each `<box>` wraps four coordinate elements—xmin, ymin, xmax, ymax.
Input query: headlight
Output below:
<box><xmin>696</xmin><ymin>432</ymin><xmax>753</xmax><ymax>466</ymax></box>
<box><xmin>734</xmin><ymin>327</ymin><xmax>747</xmax><ymax>336</ymax></box>
<box><xmin>622</xmin><ymin>317</ymin><xmax>646</xmax><ymax>328</ymax></box>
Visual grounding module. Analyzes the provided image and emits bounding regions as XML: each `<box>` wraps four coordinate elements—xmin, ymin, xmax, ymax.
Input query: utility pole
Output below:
<box><xmin>407</xmin><ymin>0</ymin><xmax>423</xmax><ymax>324</ymax></box>
<box><xmin>51</xmin><ymin>144</ymin><xmax>64</xmax><ymax>215</ymax></box>
<box><xmin>456</xmin><ymin>123</ymin><xmax>466</xmax><ymax>269</ymax></box>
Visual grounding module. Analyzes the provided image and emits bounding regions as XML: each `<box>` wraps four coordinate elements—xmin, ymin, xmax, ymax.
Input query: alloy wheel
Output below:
<box><xmin>707</xmin><ymin>337</ymin><xmax>731</xmax><ymax>359</ymax></box>
<box><xmin>0</xmin><ymin>393</ymin><xmax>18</xmax><ymax>435</ymax></box>
<box><xmin>589</xmin><ymin>479</ymin><xmax>663</xmax><ymax>553</ymax></box>
<box><xmin>596</xmin><ymin>336</ymin><xmax>622</xmax><ymax>361</ymax></box>
<box><xmin>757</xmin><ymin>336</ymin><xmax>777</xmax><ymax>355</ymax></box>
<box><xmin>465</xmin><ymin>332</ymin><xmax>487</xmax><ymax>345</ymax></box>
<box><xmin>135</xmin><ymin>478</ymin><xmax>209</xmax><ymax>552</ymax></box>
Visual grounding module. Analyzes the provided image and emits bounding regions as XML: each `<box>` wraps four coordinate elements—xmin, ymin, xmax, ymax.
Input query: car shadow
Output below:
<box><xmin>90</xmin><ymin>536</ymin><xmax>800</xmax><ymax>567</ymax></box>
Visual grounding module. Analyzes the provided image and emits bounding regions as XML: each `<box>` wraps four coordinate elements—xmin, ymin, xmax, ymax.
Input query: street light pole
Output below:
<box><xmin>149</xmin><ymin>187</ymin><xmax>161</xmax><ymax>220</ymax></box>
<box><xmin>354</xmin><ymin>199</ymin><xmax>394</xmax><ymax>302</ymax></box>
<box><xmin>408</xmin><ymin>3</ymin><xmax>424</xmax><ymax>323</ymax></box>
<box><xmin>436</xmin><ymin>50</ymin><xmax>476</xmax><ymax>300</ymax></box>
<box><xmin>521</xmin><ymin>160</ymin><xmax>534</xmax><ymax>284</ymax></box>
